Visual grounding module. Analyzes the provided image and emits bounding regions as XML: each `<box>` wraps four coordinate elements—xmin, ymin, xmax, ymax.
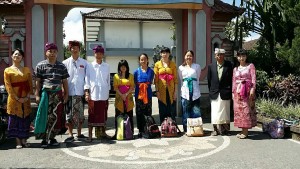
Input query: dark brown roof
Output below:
<box><xmin>212</xmin><ymin>0</ymin><xmax>244</xmax><ymax>15</ymax></box>
<box><xmin>0</xmin><ymin>0</ymin><xmax>23</xmax><ymax>4</ymax></box>
<box><xmin>82</xmin><ymin>8</ymin><xmax>173</xmax><ymax>21</ymax></box>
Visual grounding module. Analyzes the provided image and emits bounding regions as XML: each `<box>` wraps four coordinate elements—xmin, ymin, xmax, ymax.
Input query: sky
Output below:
<box><xmin>63</xmin><ymin>1</ymin><xmax>259</xmax><ymax>45</ymax></box>
<box><xmin>63</xmin><ymin>8</ymin><xmax>96</xmax><ymax>45</ymax></box>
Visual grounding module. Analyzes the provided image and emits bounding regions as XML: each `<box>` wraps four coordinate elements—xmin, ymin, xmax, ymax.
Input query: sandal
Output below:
<box><xmin>236</xmin><ymin>133</ymin><xmax>243</xmax><ymax>138</ymax></box>
<box><xmin>16</xmin><ymin>145</ymin><xmax>23</xmax><ymax>149</ymax></box>
<box><xmin>237</xmin><ymin>134</ymin><xmax>248</xmax><ymax>139</ymax></box>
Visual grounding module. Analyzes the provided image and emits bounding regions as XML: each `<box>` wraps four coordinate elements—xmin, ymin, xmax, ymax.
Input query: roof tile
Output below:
<box><xmin>213</xmin><ymin>0</ymin><xmax>244</xmax><ymax>15</ymax></box>
<box><xmin>0</xmin><ymin>0</ymin><xmax>23</xmax><ymax>5</ymax></box>
<box><xmin>83</xmin><ymin>8</ymin><xmax>173</xmax><ymax>21</ymax></box>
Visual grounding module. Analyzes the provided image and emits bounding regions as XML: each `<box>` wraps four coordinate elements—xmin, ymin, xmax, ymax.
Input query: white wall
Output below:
<box><xmin>105</xmin><ymin>21</ymin><xmax>140</xmax><ymax>48</ymax></box>
<box><xmin>87</xmin><ymin>55</ymin><xmax>155</xmax><ymax>73</ymax></box>
<box><xmin>143</xmin><ymin>22</ymin><xmax>173</xmax><ymax>48</ymax></box>
<box><xmin>105</xmin><ymin>56</ymin><xmax>139</xmax><ymax>74</ymax></box>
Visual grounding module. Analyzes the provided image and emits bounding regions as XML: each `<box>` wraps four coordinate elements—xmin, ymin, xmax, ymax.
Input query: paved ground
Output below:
<box><xmin>0</xmin><ymin>97</ymin><xmax>300</xmax><ymax>169</ymax></box>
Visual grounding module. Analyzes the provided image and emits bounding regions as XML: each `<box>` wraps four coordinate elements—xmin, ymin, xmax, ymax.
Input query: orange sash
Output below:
<box><xmin>138</xmin><ymin>82</ymin><xmax>150</xmax><ymax>104</ymax></box>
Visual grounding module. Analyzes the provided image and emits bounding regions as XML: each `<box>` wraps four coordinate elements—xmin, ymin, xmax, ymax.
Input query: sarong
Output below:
<box><xmin>66</xmin><ymin>96</ymin><xmax>85</xmax><ymax>128</ymax></box>
<box><xmin>211</xmin><ymin>94</ymin><xmax>230</xmax><ymax>124</ymax></box>
<box><xmin>88</xmin><ymin>100</ymin><xmax>108</xmax><ymax>126</ymax></box>
<box><xmin>7</xmin><ymin>115</ymin><xmax>30</xmax><ymax>139</ymax></box>
<box><xmin>35</xmin><ymin>89</ymin><xmax>64</xmax><ymax>140</ymax></box>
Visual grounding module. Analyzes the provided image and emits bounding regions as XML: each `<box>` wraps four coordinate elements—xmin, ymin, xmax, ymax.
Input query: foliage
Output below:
<box><xmin>225</xmin><ymin>16</ymin><xmax>250</xmax><ymax>42</ymax></box>
<box><xmin>63</xmin><ymin>42</ymin><xmax>86</xmax><ymax>60</ymax></box>
<box><xmin>256</xmin><ymin>98</ymin><xmax>284</xmax><ymax>118</ymax></box>
<box><xmin>277</xmin><ymin>27</ymin><xmax>300</xmax><ymax>74</ymax></box>
<box><xmin>262</xmin><ymin>74</ymin><xmax>300</xmax><ymax>106</ymax></box>
<box><xmin>256</xmin><ymin>98</ymin><xmax>300</xmax><ymax>120</ymax></box>
<box><xmin>169</xmin><ymin>24</ymin><xmax>176</xmax><ymax>41</ymax></box>
<box><xmin>229</xmin><ymin>0</ymin><xmax>300</xmax><ymax>75</ymax></box>
<box><xmin>255</xmin><ymin>70</ymin><xmax>269</xmax><ymax>97</ymax></box>
<box><xmin>245</xmin><ymin>38</ymin><xmax>293</xmax><ymax>76</ymax></box>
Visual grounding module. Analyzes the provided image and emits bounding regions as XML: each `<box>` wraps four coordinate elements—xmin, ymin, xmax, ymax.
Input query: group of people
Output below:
<box><xmin>3</xmin><ymin>40</ymin><xmax>256</xmax><ymax>149</ymax></box>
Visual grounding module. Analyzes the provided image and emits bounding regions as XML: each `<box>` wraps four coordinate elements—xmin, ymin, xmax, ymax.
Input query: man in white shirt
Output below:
<box><xmin>63</xmin><ymin>41</ymin><xmax>89</xmax><ymax>142</ymax></box>
<box><xmin>84</xmin><ymin>45</ymin><xmax>110</xmax><ymax>142</ymax></box>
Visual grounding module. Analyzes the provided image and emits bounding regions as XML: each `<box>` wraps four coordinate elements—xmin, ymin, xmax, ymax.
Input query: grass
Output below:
<box><xmin>256</xmin><ymin>98</ymin><xmax>300</xmax><ymax>120</ymax></box>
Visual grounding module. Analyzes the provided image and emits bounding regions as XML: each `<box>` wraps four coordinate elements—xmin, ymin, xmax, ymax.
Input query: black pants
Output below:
<box><xmin>135</xmin><ymin>99</ymin><xmax>152</xmax><ymax>133</ymax></box>
<box><xmin>158</xmin><ymin>89</ymin><xmax>176</xmax><ymax>124</ymax></box>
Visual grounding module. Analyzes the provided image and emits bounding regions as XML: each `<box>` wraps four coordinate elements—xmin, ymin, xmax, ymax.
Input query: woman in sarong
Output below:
<box><xmin>134</xmin><ymin>53</ymin><xmax>154</xmax><ymax>138</ymax></box>
<box><xmin>111</xmin><ymin>60</ymin><xmax>135</xmax><ymax>139</ymax></box>
<box><xmin>4</xmin><ymin>48</ymin><xmax>33</xmax><ymax>149</ymax></box>
<box><xmin>154</xmin><ymin>47</ymin><xmax>178</xmax><ymax>123</ymax></box>
<box><xmin>232</xmin><ymin>49</ymin><xmax>257</xmax><ymax>139</ymax></box>
<box><xmin>178</xmin><ymin>50</ymin><xmax>201</xmax><ymax>132</ymax></box>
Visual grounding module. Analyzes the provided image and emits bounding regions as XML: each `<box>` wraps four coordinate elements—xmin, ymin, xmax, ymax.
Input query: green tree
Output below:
<box><xmin>277</xmin><ymin>27</ymin><xmax>300</xmax><ymax>75</ymax></box>
<box><xmin>230</xmin><ymin>0</ymin><xmax>300</xmax><ymax>75</ymax></box>
<box><xmin>225</xmin><ymin>16</ymin><xmax>250</xmax><ymax>42</ymax></box>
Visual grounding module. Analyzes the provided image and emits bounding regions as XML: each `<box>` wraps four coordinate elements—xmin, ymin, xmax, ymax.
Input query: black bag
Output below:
<box><xmin>144</xmin><ymin>115</ymin><xmax>161</xmax><ymax>139</ymax></box>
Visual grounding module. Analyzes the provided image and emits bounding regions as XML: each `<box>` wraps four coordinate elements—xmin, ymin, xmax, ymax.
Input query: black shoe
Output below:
<box><xmin>138</xmin><ymin>132</ymin><xmax>143</xmax><ymax>138</ymax></box>
<box><xmin>64</xmin><ymin>136</ymin><xmax>75</xmax><ymax>143</ymax></box>
<box><xmin>77</xmin><ymin>134</ymin><xmax>87</xmax><ymax>139</ymax></box>
<box><xmin>41</xmin><ymin>140</ymin><xmax>48</xmax><ymax>148</ymax></box>
<box><xmin>221</xmin><ymin>131</ymin><xmax>231</xmax><ymax>136</ymax></box>
<box><xmin>111</xmin><ymin>135</ymin><xmax>116</xmax><ymax>140</ymax></box>
<box><xmin>49</xmin><ymin>139</ymin><xmax>59</xmax><ymax>146</ymax></box>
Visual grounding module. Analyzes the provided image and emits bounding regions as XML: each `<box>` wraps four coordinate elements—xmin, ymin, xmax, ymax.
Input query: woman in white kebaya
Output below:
<box><xmin>178</xmin><ymin>50</ymin><xmax>202</xmax><ymax>132</ymax></box>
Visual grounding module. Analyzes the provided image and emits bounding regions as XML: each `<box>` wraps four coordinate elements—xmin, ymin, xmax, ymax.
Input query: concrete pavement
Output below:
<box><xmin>0</xmin><ymin>97</ymin><xmax>300</xmax><ymax>169</ymax></box>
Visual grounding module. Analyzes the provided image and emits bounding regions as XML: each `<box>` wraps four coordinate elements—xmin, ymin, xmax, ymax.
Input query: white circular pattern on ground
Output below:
<box><xmin>61</xmin><ymin>129</ymin><xmax>231</xmax><ymax>164</ymax></box>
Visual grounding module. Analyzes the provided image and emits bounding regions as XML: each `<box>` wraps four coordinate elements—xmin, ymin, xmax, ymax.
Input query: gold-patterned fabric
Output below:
<box><xmin>4</xmin><ymin>67</ymin><xmax>33</xmax><ymax>118</ymax></box>
<box><xmin>113</xmin><ymin>73</ymin><xmax>135</xmax><ymax>113</ymax></box>
<box><xmin>154</xmin><ymin>60</ymin><xmax>178</xmax><ymax>105</ymax></box>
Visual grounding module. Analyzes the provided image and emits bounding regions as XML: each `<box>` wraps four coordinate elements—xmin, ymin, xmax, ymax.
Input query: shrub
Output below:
<box><xmin>256</xmin><ymin>70</ymin><xmax>269</xmax><ymax>97</ymax></box>
<box><xmin>256</xmin><ymin>98</ymin><xmax>283</xmax><ymax>118</ymax></box>
<box><xmin>256</xmin><ymin>98</ymin><xmax>300</xmax><ymax>120</ymax></box>
<box><xmin>263</xmin><ymin>74</ymin><xmax>300</xmax><ymax>106</ymax></box>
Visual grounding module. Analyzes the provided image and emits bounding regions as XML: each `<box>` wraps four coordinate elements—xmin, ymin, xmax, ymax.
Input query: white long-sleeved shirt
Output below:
<box><xmin>63</xmin><ymin>57</ymin><xmax>89</xmax><ymax>96</ymax></box>
<box><xmin>178</xmin><ymin>63</ymin><xmax>201</xmax><ymax>100</ymax></box>
<box><xmin>84</xmin><ymin>61</ymin><xmax>110</xmax><ymax>101</ymax></box>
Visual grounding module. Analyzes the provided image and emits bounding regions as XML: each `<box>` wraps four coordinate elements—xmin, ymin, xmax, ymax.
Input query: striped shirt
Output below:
<box><xmin>35</xmin><ymin>60</ymin><xmax>69</xmax><ymax>88</ymax></box>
